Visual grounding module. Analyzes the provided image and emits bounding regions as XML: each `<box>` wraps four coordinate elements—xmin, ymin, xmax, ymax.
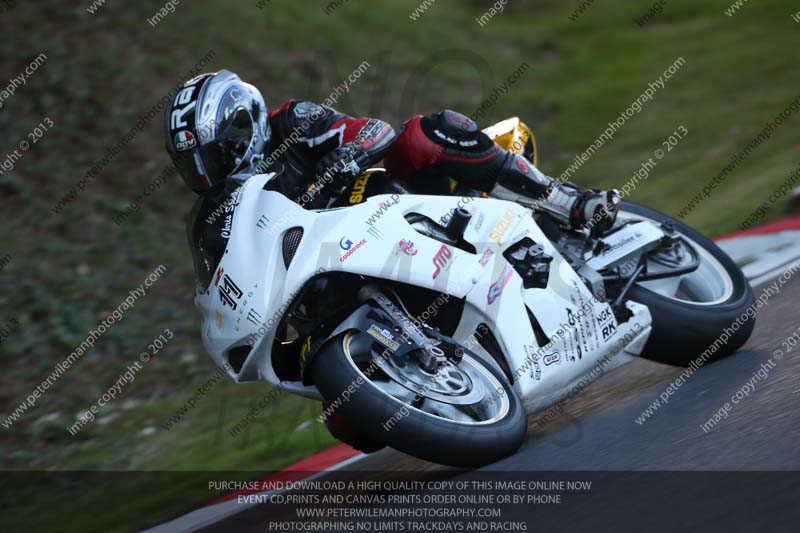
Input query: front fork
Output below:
<box><xmin>356</xmin><ymin>285</ymin><xmax>448</xmax><ymax>373</ymax></box>
<box><xmin>300</xmin><ymin>287</ymin><xmax>439</xmax><ymax>383</ymax></box>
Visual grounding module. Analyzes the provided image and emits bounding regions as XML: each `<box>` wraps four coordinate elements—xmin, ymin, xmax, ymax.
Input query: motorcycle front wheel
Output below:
<box><xmin>311</xmin><ymin>330</ymin><xmax>526</xmax><ymax>467</ymax></box>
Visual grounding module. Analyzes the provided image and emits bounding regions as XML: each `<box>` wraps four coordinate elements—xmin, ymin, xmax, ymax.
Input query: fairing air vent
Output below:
<box><xmin>282</xmin><ymin>227</ymin><xmax>304</xmax><ymax>268</ymax></box>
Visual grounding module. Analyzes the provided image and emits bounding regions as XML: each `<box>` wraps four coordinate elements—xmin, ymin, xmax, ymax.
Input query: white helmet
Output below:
<box><xmin>165</xmin><ymin>70</ymin><xmax>270</xmax><ymax>194</ymax></box>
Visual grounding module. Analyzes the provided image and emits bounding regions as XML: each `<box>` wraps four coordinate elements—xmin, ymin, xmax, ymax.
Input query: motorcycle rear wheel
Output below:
<box><xmin>618</xmin><ymin>201</ymin><xmax>755</xmax><ymax>366</ymax></box>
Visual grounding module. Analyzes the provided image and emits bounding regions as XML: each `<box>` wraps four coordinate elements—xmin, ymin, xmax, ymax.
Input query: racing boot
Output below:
<box><xmin>490</xmin><ymin>152</ymin><xmax>621</xmax><ymax>235</ymax></box>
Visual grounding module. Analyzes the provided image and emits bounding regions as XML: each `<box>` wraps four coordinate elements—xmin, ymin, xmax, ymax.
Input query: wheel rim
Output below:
<box><xmin>342</xmin><ymin>332</ymin><xmax>511</xmax><ymax>426</ymax></box>
<box><xmin>618</xmin><ymin>211</ymin><xmax>734</xmax><ymax>306</ymax></box>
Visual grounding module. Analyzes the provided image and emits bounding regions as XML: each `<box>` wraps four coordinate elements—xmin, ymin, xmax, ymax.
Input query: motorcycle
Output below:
<box><xmin>198</xmin><ymin>118</ymin><xmax>755</xmax><ymax>467</ymax></box>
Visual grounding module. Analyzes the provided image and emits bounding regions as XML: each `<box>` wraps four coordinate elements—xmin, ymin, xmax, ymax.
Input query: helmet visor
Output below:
<box><xmin>171</xmin><ymin>149</ymin><xmax>213</xmax><ymax>194</ymax></box>
<box><xmin>198</xmin><ymin>106</ymin><xmax>255</xmax><ymax>180</ymax></box>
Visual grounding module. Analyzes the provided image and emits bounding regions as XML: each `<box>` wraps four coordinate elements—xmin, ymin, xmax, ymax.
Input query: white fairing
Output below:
<box><xmin>196</xmin><ymin>173</ymin><xmax>653</xmax><ymax>414</ymax></box>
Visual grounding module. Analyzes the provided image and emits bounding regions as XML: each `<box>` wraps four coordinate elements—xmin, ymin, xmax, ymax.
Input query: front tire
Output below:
<box><xmin>311</xmin><ymin>331</ymin><xmax>526</xmax><ymax>467</ymax></box>
<box><xmin>619</xmin><ymin>201</ymin><xmax>755</xmax><ymax>366</ymax></box>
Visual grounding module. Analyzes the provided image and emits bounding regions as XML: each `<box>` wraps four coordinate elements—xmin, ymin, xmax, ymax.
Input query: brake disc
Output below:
<box><xmin>372</xmin><ymin>349</ymin><xmax>487</xmax><ymax>405</ymax></box>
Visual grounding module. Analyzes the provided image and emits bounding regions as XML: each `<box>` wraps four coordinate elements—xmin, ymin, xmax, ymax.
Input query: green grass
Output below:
<box><xmin>2</xmin><ymin>0</ymin><xmax>799</xmax><ymax>530</ymax></box>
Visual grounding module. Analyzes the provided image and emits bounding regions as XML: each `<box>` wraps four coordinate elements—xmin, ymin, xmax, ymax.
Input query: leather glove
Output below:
<box><xmin>315</xmin><ymin>142</ymin><xmax>368</xmax><ymax>185</ymax></box>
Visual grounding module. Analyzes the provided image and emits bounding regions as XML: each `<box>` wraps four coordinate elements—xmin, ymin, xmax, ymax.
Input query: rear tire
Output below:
<box><xmin>311</xmin><ymin>332</ymin><xmax>526</xmax><ymax>467</ymax></box>
<box><xmin>620</xmin><ymin>201</ymin><xmax>755</xmax><ymax>366</ymax></box>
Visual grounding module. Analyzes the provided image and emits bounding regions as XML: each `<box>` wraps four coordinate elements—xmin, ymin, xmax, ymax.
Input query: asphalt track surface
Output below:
<box><xmin>197</xmin><ymin>273</ymin><xmax>800</xmax><ymax>532</ymax></box>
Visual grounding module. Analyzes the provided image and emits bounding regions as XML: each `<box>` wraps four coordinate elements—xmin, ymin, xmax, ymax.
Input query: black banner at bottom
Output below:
<box><xmin>2</xmin><ymin>471</ymin><xmax>798</xmax><ymax>532</ymax></box>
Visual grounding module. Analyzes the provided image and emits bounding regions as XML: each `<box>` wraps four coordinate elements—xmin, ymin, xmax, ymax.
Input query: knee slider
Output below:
<box><xmin>421</xmin><ymin>110</ymin><xmax>494</xmax><ymax>154</ymax></box>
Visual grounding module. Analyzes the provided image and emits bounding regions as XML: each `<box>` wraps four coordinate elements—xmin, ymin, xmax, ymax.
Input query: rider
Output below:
<box><xmin>164</xmin><ymin>70</ymin><xmax>620</xmax><ymax>291</ymax></box>
<box><xmin>165</xmin><ymin>70</ymin><xmax>397</xmax><ymax>288</ymax></box>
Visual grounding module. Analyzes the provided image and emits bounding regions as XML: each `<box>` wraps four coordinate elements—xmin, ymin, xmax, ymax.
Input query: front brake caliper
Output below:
<box><xmin>358</xmin><ymin>286</ymin><xmax>446</xmax><ymax>372</ymax></box>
